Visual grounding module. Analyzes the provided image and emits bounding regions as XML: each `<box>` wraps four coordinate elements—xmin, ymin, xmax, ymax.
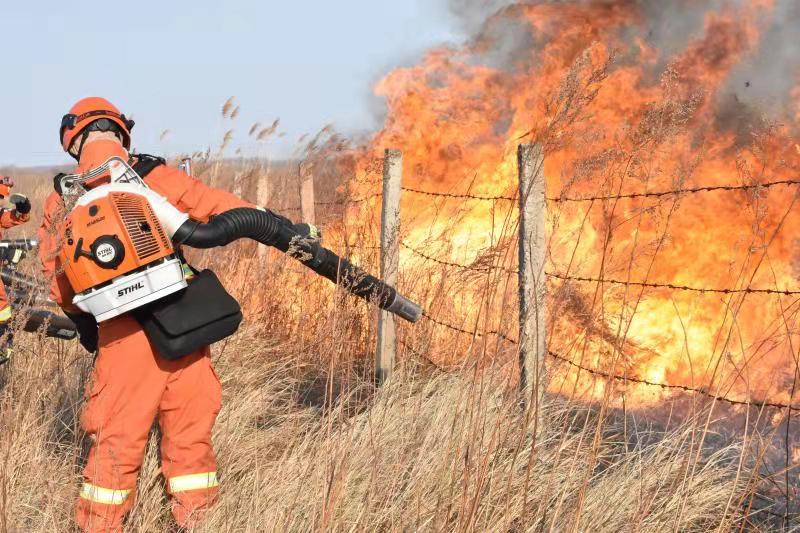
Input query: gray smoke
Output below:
<box><xmin>444</xmin><ymin>0</ymin><xmax>800</xmax><ymax>132</ymax></box>
<box><xmin>446</xmin><ymin>0</ymin><xmax>518</xmax><ymax>35</ymax></box>
<box><xmin>723</xmin><ymin>1</ymin><xmax>800</xmax><ymax>118</ymax></box>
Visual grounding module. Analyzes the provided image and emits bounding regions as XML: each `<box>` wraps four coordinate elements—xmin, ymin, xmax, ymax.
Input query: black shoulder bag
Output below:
<box><xmin>133</xmin><ymin>269</ymin><xmax>243</xmax><ymax>360</ymax></box>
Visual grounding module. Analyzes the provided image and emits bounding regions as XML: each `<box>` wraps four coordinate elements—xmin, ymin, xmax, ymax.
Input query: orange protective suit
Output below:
<box><xmin>0</xmin><ymin>208</ymin><xmax>30</xmax><ymax>327</ymax></box>
<box><xmin>38</xmin><ymin>140</ymin><xmax>252</xmax><ymax>532</ymax></box>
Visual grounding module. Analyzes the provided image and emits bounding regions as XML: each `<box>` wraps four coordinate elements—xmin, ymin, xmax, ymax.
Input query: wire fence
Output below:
<box><xmin>282</xmin><ymin>174</ymin><xmax>800</xmax><ymax>212</ymax></box>
<box><xmin>389</xmin><ymin>170</ymin><xmax>800</xmax><ymax>413</ymax></box>
<box><xmin>275</xmin><ymin>161</ymin><xmax>800</xmax><ymax>412</ymax></box>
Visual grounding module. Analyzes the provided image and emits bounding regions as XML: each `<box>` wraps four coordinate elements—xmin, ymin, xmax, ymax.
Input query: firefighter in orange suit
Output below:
<box><xmin>0</xmin><ymin>177</ymin><xmax>31</xmax><ymax>365</ymax></box>
<box><xmin>38</xmin><ymin>97</ymin><xmax>253</xmax><ymax>532</ymax></box>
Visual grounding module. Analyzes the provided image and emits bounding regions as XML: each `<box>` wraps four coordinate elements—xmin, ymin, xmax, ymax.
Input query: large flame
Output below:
<box><xmin>347</xmin><ymin>0</ymin><xmax>800</xmax><ymax>408</ymax></box>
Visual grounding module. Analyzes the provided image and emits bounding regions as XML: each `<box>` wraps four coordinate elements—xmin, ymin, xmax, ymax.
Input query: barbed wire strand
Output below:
<box><xmin>275</xmin><ymin>192</ymin><xmax>382</xmax><ymax>213</ymax></box>
<box><xmin>546</xmin><ymin>272</ymin><xmax>800</xmax><ymax>296</ymax></box>
<box><xmin>421</xmin><ymin>312</ymin><xmax>516</xmax><ymax>343</ymax></box>
<box><xmin>399</xmin><ymin>244</ymin><xmax>800</xmax><ymax>295</ymax></box>
<box><xmin>549</xmin><ymin>350</ymin><xmax>800</xmax><ymax>411</ymax></box>
<box><xmin>549</xmin><ymin>178</ymin><xmax>800</xmax><ymax>203</ymax></box>
<box><xmin>419</xmin><ymin>314</ymin><xmax>800</xmax><ymax>411</ymax></box>
<box><xmin>273</xmin><ymin>174</ymin><xmax>800</xmax><ymax>214</ymax></box>
<box><xmin>401</xmin><ymin>186</ymin><xmax>516</xmax><ymax>202</ymax></box>
<box><xmin>399</xmin><ymin>177</ymin><xmax>800</xmax><ymax>205</ymax></box>
<box><xmin>403</xmin><ymin>242</ymin><xmax>520</xmax><ymax>276</ymax></box>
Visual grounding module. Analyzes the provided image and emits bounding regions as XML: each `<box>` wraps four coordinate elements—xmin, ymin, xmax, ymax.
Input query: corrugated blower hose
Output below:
<box><xmin>173</xmin><ymin>208</ymin><xmax>421</xmax><ymax>323</ymax></box>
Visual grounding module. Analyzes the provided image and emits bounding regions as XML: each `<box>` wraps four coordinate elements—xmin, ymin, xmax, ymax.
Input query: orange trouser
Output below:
<box><xmin>0</xmin><ymin>283</ymin><xmax>11</xmax><ymax>362</ymax></box>
<box><xmin>77</xmin><ymin>315</ymin><xmax>221</xmax><ymax>533</ymax></box>
<box><xmin>0</xmin><ymin>282</ymin><xmax>12</xmax><ymax>324</ymax></box>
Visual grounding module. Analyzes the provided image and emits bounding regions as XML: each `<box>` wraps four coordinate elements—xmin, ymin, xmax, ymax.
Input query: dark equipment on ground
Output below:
<box><xmin>0</xmin><ymin>238</ymin><xmax>79</xmax><ymax>367</ymax></box>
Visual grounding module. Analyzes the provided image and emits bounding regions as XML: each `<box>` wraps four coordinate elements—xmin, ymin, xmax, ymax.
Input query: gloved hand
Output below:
<box><xmin>292</xmin><ymin>222</ymin><xmax>322</xmax><ymax>242</ymax></box>
<box><xmin>262</xmin><ymin>207</ymin><xmax>322</xmax><ymax>241</ymax></box>
<box><xmin>10</xmin><ymin>193</ymin><xmax>31</xmax><ymax>215</ymax></box>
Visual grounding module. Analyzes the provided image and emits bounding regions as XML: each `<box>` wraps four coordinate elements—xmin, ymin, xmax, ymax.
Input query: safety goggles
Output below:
<box><xmin>60</xmin><ymin>110</ymin><xmax>135</xmax><ymax>142</ymax></box>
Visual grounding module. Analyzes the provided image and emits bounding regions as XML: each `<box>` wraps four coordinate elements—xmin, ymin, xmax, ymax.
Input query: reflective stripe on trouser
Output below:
<box><xmin>80</xmin><ymin>483</ymin><xmax>132</xmax><ymax>505</ymax></box>
<box><xmin>169</xmin><ymin>472</ymin><xmax>219</xmax><ymax>493</ymax></box>
<box><xmin>76</xmin><ymin>315</ymin><xmax>222</xmax><ymax>532</ymax></box>
<box><xmin>0</xmin><ymin>286</ymin><xmax>13</xmax><ymax>364</ymax></box>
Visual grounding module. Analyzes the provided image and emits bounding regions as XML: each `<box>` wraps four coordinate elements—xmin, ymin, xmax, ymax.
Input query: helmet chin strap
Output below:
<box><xmin>78</xmin><ymin>139</ymin><xmax>130</xmax><ymax>175</ymax></box>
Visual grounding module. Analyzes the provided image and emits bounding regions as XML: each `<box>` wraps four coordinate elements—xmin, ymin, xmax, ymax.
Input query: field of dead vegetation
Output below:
<box><xmin>0</xmin><ymin>154</ymin><xmax>792</xmax><ymax>532</ymax></box>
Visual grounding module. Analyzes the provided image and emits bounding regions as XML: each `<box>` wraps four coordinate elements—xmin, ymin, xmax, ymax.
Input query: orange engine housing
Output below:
<box><xmin>60</xmin><ymin>191</ymin><xmax>176</xmax><ymax>294</ymax></box>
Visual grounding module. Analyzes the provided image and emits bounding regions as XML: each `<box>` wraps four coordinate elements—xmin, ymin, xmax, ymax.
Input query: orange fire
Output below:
<box><xmin>349</xmin><ymin>1</ymin><xmax>800</xmax><ymax>408</ymax></box>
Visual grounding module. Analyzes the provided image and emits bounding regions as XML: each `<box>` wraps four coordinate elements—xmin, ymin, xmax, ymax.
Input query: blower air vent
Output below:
<box><xmin>110</xmin><ymin>193</ymin><xmax>166</xmax><ymax>261</ymax></box>
<box><xmin>144</xmin><ymin>201</ymin><xmax>171</xmax><ymax>249</ymax></box>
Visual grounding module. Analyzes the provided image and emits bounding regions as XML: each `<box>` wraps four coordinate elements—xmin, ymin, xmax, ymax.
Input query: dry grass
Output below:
<box><xmin>0</xmin><ymin>325</ymin><xmax>757</xmax><ymax>532</ymax></box>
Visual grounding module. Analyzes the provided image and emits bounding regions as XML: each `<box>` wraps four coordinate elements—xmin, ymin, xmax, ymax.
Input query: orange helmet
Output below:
<box><xmin>0</xmin><ymin>177</ymin><xmax>13</xmax><ymax>198</ymax></box>
<box><xmin>60</xmin><ymin>97</ymin><xmax>135</xmax><ymax>156</ymax></box>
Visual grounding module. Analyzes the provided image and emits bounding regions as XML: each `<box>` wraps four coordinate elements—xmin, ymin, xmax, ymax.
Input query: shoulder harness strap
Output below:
<box><xmin>53</xmin><ymin>154</ymin><xmax>167</xmax><ymax>196</ymax></box>
<box><xmin>131</xmin><ymin>153</ymin><xmax>167</xmax><ymax>179</ymax></box>
<box><xmin>53</xmin><ymin>173</ymin><xmax>67</xmax><ymax>195</ymax></box>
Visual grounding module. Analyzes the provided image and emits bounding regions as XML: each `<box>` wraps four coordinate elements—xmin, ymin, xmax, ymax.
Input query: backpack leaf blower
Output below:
<box><xmin>58</xmin><ymin>157</ymin><xmax>422</xmax><ymax>324</ymax></box>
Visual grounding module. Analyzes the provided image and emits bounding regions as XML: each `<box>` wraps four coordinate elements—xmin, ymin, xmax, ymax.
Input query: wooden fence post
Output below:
<box><xmin>180</xmin><ymin>157</ymin><xmax>193</xmax><ymax>177</ymax></box>
<box><xmin>256</xmin><ymin>161</ymin><xmax>272</xmax><ymax>262</ymax></box>
<box><xmin>518</xmin><ymin>143</ymin><xmax>547</xmax><ymax>409</ymax></box>
<box><xmin>375</xmin><ymin>149</ymin><xmax>403</xmax><ymax>384</ymax></box>
<box><xmin>299</xmin><ymin>161</ymin><xmax>316</xmax><ymax>225</ymax></box>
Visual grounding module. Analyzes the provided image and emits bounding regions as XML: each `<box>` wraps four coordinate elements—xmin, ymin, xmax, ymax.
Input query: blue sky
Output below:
<box><xmin>1</xmin><ymin>1</ymin><xmax>459</xmax><ymax>166</ymax></box>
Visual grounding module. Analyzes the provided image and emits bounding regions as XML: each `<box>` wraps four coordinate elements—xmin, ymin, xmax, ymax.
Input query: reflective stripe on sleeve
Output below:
<box><xmin>79</xmin><ymin>483</ymin><xmax>132</xmax><ymax>505</ymax></box>
<box><xmin>168</xmin><ymin>471</ymin><xmax>219</xmax><ymax>493</ymax></box>
<box><xmin>0</xmin><ymin>306</ymin><xmax>12</xmax><ymax>322</ymax></box>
